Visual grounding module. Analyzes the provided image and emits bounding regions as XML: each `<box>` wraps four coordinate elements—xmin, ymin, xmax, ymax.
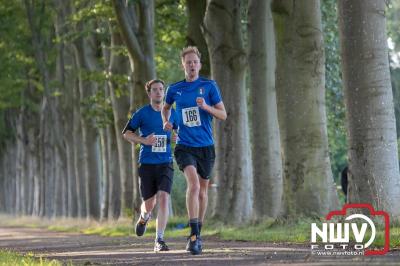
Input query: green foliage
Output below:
<box><xmin>81</xmin><ymin>89</ymin><xmax>114</xmax><ymax>129</ymax></box>
<box><xmin>79</xmin><ymin>68</ymin><xmax>132</xmax><ymax>128</ymax></box>
<box><xmin>0</xmin><ymin>2</ymin><xmax>32</xmax><ymax>110</ymax></box>
<box><xmin>0</xmin><ymin>2</ymin><xmax>37</xmax><ymax>146</ymax></box>
<box><xmin>59</xmin><ymin>0</ymin><xmax>114</xmax><ymax>44</ymax></box>
<box><xmin>321</xmin><ymin>0</ymin><xmax>348</xmax><ymax>181</ymax></box>
<box><xmin>387</xmin><ymin>0</ymin><xmax>400</xmax><ymax>53</ymax></box>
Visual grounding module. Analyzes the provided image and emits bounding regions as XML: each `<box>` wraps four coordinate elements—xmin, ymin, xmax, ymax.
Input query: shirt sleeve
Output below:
<box><xmin>122</xmin><ymin>110</ymin><xmax>141</xmax><ymax>134</ymax></box>
<box><xmin>209</xmin><ymin>81</ymin><xmax>222</xmax><ymax>106</ymax></box>
<box><xmin>165</xmin><ymin>86</ymin><xmax>175</xmax><ymax>105</ymax></box>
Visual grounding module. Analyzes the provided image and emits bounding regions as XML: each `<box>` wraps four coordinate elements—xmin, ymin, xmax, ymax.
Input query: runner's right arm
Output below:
<box><xmin>162</xmin><ymin>103</ymin><xmax>173</xmax><ymax>131</ymax></box>
<box><xmin>123</xmin><ymin>131</ymin><xmax>156</xmax><ymax>146</ymax></box>
<box><xmin>122</xmin><ymin>109</ymin><xmax>156</xmax><ymax>146</ymax></box>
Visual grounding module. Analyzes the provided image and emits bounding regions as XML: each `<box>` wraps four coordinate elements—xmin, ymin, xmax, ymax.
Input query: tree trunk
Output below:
<box><xmin>338</xmin><ymin>0</ymin><xmax>400</xmax><ymax>217</ymax></box>
<box><xmin>107</xmin><ymin>123</ymin><xmax>121</xmax><ymax>220</ymax></box>
<box><xmin>108</xmin><ymin>29</ymin><xmax>131</xmax><ymax>217</ymax></box>
<box><xmin>15</xmin><ymin>109</ymin><xmax>25</xmax><ymax>214</ymax></box>
<box><xmin>99</xmin><ymin>127</ymin><xmax>109</xmax><ymax>221</ymax></box>
<box><xmin>73</xmin><ymin>33</ymin><xmax>101</xmax><ymax>220</ymax></box>
<box><xmin>112</xmin><ymin>0</ymin><xmax>155</xmax><ymax>107</ymax></box>
<box><xmin>186</xmin><ymin>0</ymin><xmax>210</xmax><ymax>77</ymax></box>
<box><xmin>273</xmin><ymin>0</ymin><xmax>339</xmax><ymax>217</ymax></box>
<box><xmin>73</xmin><ymin>76</ymin><xmax>87</xmax><ymax>218</ymax></box>
<box><xmin>204</xmin><ymin>0</ymin><xmax>253</xmax><ymax>224</ymax></box>
<box><xmin>3</xmin><ymin>141</ymin><xmax>17</xmax><ymax>213</ymax></box>
<box><xmin>112</xmin><ymin>0</ymin><xmax>156</xmax><ymax>214</ymax></box>
<box><xmin>63</xmin><ymin>53</ymin><xmax>78</xmax><ymax>217</ymax></box>
<box><xmin>248</xmin><ymin>0</ymin><xmax>283</xmax><ymax>219</ymax></box>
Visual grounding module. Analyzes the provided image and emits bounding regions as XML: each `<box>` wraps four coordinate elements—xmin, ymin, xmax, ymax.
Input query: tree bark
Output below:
<box><xmin>73</xmin><ymin>29</ymin><xmax>101</xmax><ymax>220</ymax></box>
<box><xmin>107</xmin><ymin>123</ymin><xmax>121</xmax><ymax>219</ymax></box>
<box><xmin>72</xmin><ymin>70</ymin><xmax>87</xmax><ymax>218</ymax></box>
<box><xmin>108</xmin><ymin>29</ymin><xmax>131</xmax><ymax>217</ymax></box>
<box><xmin>273</xmin><ymin>0</ymin><xmax>339</xmax><ymax>217</ymax></box>
<box><xmin>338</xmin><ymin>0</ymin><xmax>400</xmax><ymax>217</ymax></box>
<box><xmin>23</xmin><ymin>0</ymin><xmax>56</xmax><ymax>218</ymax></box>
<box><xmin>204</xmin><ymin>0</ymin><xmax>253</xmax><ymax>224</ymax></box>
<box><xmin>186</xmin><ymin>0</ymin><xmax>210</xmax><ymax>77</ymax></box>
<box><xmin>112</xmin><ymin>0</ymin><xmax>156</xmax><ymax>214</ymax></box>
<box><xmin>248</xmin><ymin>0</ymin><xmax>283</xmax><ymax>219</ymax></box>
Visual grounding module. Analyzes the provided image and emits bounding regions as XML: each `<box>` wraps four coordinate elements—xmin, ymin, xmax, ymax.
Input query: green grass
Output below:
<box><xmin>0</xmin><ymin>251</ymin><xmax>64</xmax><ymax>266</ymax></box>
<box><xmin>216</xmin><ymin>218</ymin><xmax>313</xmax><ymax>243</ymax></box>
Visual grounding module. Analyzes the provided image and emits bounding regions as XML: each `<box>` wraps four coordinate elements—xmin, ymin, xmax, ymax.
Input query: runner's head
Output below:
<box><xmin>181</xmin><ymin>46</ymin><xmax>201</xmax><ymax>82</ymax></box>
<box><xmin>145</xmin><ymin>79</ymin><xmax>165</xmax><ymax>104</ymax></box>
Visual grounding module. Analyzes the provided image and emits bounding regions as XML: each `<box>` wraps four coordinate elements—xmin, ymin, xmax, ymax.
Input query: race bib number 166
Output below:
<box><xmin>182</xmin><ymin>107</ymin><xmax>201</xmax><ymax>127</ymax></box>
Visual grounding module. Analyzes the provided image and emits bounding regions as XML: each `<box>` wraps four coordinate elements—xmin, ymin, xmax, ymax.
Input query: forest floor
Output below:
<box><xmin>0</xmin><ymin>226</ymin><xmax>400</xmax><ymax>265</ymax></box>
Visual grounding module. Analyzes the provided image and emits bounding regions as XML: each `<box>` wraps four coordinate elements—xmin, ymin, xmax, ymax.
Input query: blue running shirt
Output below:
<box><xmin>124</xmin><ymin>105</ymin><xmax>177</xmax><ymax>164</ymax></box>
<box><xmin>165</xmin><ymin>77</ymin><xmax>222</xmax><ymax>147</ymax></box>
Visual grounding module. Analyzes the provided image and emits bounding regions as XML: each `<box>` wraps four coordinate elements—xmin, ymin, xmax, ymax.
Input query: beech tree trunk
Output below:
<box><xmin>248</xmin><ymin>0</ymin><xmax>283</xmax><ymax>219</ymax></box>
<box><xmin>204</xmin><ymin>0</ymin><xmax>253</xmax><ymax>224</ymax></box>
<box><xmin>338</xmin><ymin>0</ymin><xmax>400</xmax><ymax>217</ymax></box>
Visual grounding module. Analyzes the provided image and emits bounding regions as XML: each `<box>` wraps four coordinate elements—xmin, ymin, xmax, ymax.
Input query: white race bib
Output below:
<box><xmin>152</xmin><ymin>135</ymin><xmax>167</xmax><ymax>153</ymax></box>
<box><xmin>182</xmin><ymin>107</ymin><xmax>201</xmax><ymax>127</ymax></box>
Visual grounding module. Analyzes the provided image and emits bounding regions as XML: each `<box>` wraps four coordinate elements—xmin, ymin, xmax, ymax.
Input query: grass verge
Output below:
<box><xmin>0</xmin><ymin>214</ymin><xmax>399</xmax><ymax>249</ymax></box>
<box><xmin>0</xmin><ymin>250</ymin><xmax>66</xmax><ymax>266</ymax></box>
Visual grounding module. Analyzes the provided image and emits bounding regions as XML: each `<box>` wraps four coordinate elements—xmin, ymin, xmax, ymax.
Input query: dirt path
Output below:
<box><xmin>0</xmin><ymin>226</ymin><xmax>399</xmax><ymax>265</ymax></box>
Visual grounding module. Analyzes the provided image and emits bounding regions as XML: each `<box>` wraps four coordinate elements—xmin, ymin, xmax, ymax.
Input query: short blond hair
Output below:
<box><xmin>180</xmin><ymin>46</ymin><xmax>201</xmax><ymax>61</ymax></box>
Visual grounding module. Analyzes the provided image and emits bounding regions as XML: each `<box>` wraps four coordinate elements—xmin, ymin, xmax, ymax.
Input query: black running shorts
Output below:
<box><xmin>138</xmin><ymin>163</ymin><xmax>174</xmax><ymax>200</ymax></box>
<box><xmin>174</xmin><ymin>144</ymin><xmax>216</xmax><ymax>179</ymax></box>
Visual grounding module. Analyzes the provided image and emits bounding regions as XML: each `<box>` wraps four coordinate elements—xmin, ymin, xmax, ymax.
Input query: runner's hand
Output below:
<box><xmin>143</xmin><ymin>133</ymin><xmax>156</xmax><ymax>146</ymax></box>
<box><xmin>196</xmin><ymin>97</ymin><xmax>209</xmax><ymax>111</ymax></box>
<box><xmin>163</xmin><ymin>121</ymin><xmax>173</xmax><ymax>131</ymax></box>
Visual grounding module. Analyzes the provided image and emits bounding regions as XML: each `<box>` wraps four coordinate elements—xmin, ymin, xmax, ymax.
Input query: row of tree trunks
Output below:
<box><xmin>1</xmin><ymin>0</ymin><xmax>399</xmax><ymax>223</ymax></box>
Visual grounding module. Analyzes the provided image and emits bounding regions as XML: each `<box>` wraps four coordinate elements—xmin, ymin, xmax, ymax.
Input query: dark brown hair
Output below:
<box><xmin>145</xmin><ymin>79</ymin><xmax>165</xmax><ymax>92</ymax></box>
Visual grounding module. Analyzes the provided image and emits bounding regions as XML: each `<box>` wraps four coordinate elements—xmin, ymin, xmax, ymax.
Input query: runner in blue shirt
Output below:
<box><xmin>123</xmin><ymin>79</ymin><xmax>177</xmax><ymax>252</ymax></box>
<box><xmin>162</xmin><ymin>46</ymin><xmax>227</xmax><ymax>255</ymax></box>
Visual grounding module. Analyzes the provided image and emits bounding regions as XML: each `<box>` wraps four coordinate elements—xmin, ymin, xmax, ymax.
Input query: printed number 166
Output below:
<box><xmin>185</xmin><ymin>110</ymin><xmax>197</xmax><ymax>122</ymax></box>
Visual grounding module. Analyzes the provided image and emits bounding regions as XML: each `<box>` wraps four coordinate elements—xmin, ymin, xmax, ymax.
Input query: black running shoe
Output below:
<box><xmin>135</xmin><ymin>216</ymin><xmax>149</xmax><ymax>236</ymax></box>
<box><xmin>198</xmin><ymin>236</ymin><xmax>202</xmax><ymax>252</ymax></box>
<box><xmin>154</xmin><ymin>239</ymin><xmax>170</xmax><ymax>252</ymax></box>
<box><xmin>187</xmin><ymin>235</ymin><xmax>201</xmax><ymax>255</ymax></box>
<box><xmin>187</xmin><ymin>236</ymin><xmax>202</xmax><ymax>252</ymax></box>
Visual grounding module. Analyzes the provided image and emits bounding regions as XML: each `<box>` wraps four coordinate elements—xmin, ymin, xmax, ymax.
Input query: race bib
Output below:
<box><xmin>152</xmin><ymin>135</ymin><xmax>167</xmax><ymax>153</ymax></box>
<box><xmin>182</xmin><ymin>107</ymin><xmax>201</xmax><ymax>127</ymax></box>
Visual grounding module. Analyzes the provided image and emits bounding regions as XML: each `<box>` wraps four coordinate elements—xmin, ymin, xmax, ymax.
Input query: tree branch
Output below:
<box><xmin>112</xmin><ymin>0</ymin><xmax>144</xmax><ymax>63</ymax></box>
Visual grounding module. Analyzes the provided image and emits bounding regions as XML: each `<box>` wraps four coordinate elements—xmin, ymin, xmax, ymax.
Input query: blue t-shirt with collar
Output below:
<box><xmin>165</xmin><ymin>77</ymin><xmax>222</xmax><ymax>147</ymax></box>
<box><xmin>124</xmin><ymin>104</ymin><xmax>177</xmax><ymax>164</ymax></box>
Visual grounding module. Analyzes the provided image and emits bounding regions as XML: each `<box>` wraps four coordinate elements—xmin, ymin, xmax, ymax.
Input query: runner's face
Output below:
<box><xmin>182</xmin><ymin>53</ymin><xmax>201</xmax><ymax>80</ymax></box>
<box><xmin>148</xmin><ymin>82</ymin><xmax>164</xmax><ymax>104</ymax></box>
